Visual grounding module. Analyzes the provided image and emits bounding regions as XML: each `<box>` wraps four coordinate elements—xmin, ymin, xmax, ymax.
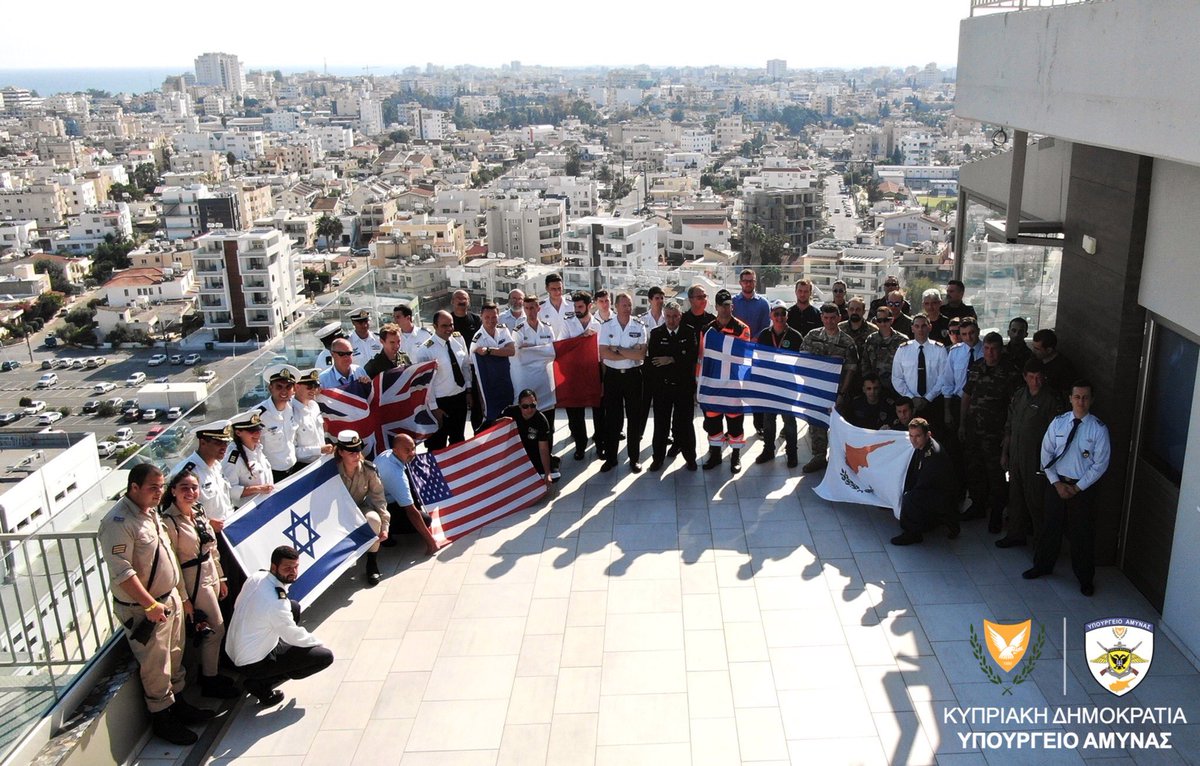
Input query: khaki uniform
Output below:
<box><xmin>162</xmin><ymin>503</ymin><xmax>225</xmax><ymax>676</ymax></box>
<box><xmin>338</xmin><ymin>461</ymin><xmax>389</xmax><ymax>552</ymax></box>
<box><xmin>99</xmin><ymin>496</ymin><xmax>185</xmax><ymax>713</ymax></box>
<box><xmin>1005</xmin><ymin>386</ymin><xmax>1067</xmax><ymax>543</ymax></box>
<box><xmin>801</xmin><ymin>329</ymin><xmax>860</xmax><ymax>457</ymax></box>
<box><xmin>862</xmin><ymin>330</ymin><xmax>909</xmax><ymax>394</ymax></box>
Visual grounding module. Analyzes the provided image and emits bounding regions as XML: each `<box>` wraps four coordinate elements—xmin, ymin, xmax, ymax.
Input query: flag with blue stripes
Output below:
<box><xmin>222</xmin><ymin>457</ymin><xmax>376</xmax><ymax>608</ymax></box>
<box><xmin>697</xmin><ymin>328</ymin><xmax>843</xmax><ymax>427</ymax></box>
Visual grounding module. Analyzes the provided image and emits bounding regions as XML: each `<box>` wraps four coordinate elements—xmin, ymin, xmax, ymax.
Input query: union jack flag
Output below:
<box><xmin>408</xmin><ymin>419</ymin><xmax>547</xmax><ymax>543</ymax></box>
<box><xmin>319</xmin><ymin>361</ymin><xmax>440</xmax><ymax>455</ymax></box>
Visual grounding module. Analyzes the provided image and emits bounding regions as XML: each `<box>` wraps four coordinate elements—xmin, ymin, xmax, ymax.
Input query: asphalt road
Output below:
<box><xmin>823</xmin><ymin>174</ymin><xmax>862</xmax><ymax>241</ymax></box>
<box><xmin>0</xmin><ymin>344</ymin><xmax>263</xmax><ymax>463</ymax></box>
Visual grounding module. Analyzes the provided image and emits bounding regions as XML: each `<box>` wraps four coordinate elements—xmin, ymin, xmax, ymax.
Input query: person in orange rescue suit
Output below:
<box><xmin>701</xmin><ymin>289</ymin><xmax>751</xmax><ymax>474</ymax></box>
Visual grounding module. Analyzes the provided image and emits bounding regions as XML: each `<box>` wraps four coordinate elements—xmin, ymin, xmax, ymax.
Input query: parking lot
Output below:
<box><xmin>0</xmin><ymin>344</ymin><xmax>267</xmax><ymax>463</ymax></box>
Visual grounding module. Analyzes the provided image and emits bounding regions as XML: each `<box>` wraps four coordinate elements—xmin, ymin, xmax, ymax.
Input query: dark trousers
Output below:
<box><xmin>703</xmin><ymin>412</ymin><xmax>744</xmax><ymax>448</ymax></box>
<box><xmin>761</xmin><ymin>412</ymin><xmax>798</xmax><ymax>458</ymax></box>
<box><xmin>899</xmin><ymin>492</ymin><xmax>954</xmax><ymax>534</ymax></box>
<box><xmin>652</xmin><ymin>383</ymin><xmax>695</xmax><ymax>461</ymax></box>
<box><xmin>567</xmin><ymin>407</ymin><xmax>606</xmax><ymax>455</ymax></box>
<box><xmin>913</xmin><ymin>394</ymin><xmax>945</xmax><ymax>435</ymax></box>
<box><xmin>1007</xmin><ymin>459</ymin><xmax>1044</xmax><ymax>543</ymax></box>
<box><xmin>1033</xmin><ymin>481</ymin><xmax>1096</xmax><ymax>586</ymax></box>
<box><xmin>602</xmin><ymin>367</ymin><xmax>644</xmax><ymax>462</ymax></box>
<box><xmin>965</xmin><ymin>432</ymin><xmax>1007</xmax><ymax>524</ymax></box>
<box><xmin>236</xmin><ymin>600</ymin><xmax>334</xmax><ymax>690</ymax></box>
<box><xmin>427</xmin><ymin>391</ymin><xmax>468</xmax><ymax>450</ymax></box>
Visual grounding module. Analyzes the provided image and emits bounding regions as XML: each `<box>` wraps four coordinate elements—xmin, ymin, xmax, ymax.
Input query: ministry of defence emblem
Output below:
<box><xmin>969</xmin><ymin>618</ymin><xmax>1046</xmax><ymax>695</ymax></box>
<box><xmin>1086</xmin><ymin>617</ymin><xmax>1153</xmax><ymax>696</ymax></box>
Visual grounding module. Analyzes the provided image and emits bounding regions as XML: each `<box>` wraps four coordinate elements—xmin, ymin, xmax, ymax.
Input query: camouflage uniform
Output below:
<box><xmin>801</xmin><ymin>329</ymin><xmax>859</xmax><ymax>460</ymax></box>
<box><xmin>862</xmin><ymin>330</ymin><xmax>909</xmax><ymax>398</ymax></box>
<box><xmin>1005</xmin><ymin>385</ymin><xmax>1067</xmax><ymax>544</ymax></box>
<box><xmin>837</xmin><ymin>319</ymin><xmax>878</xmax><ymax>362</ymax></box>
<box><xmin>962</xmin><ymin>357</ymin><xmax>1021</xmax><ymax>528</ymax></box>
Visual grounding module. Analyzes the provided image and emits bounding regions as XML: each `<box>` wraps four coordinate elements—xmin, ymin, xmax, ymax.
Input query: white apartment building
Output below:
<box><xmin>0</xmin><ymin>435</ymin><xmax>102</xmax><ymax>535</ymax></box>
<box><xmin>767</xmin><ymin>59</ymin><xmax>787</xmax><ymax>80</ymax></box>
<box><xmin>266</xmin><ymin>111</ymin><xmax>303</xmax><ymax>133</ymax></box>
<box><xmin>801</xmin><ymin>238</ymin><xmax>897</xmax><ymax>297</ymax></box>
<box><xmin>56</xmin><ymin>202</ymin><xmax>133</xmax><ymax>254</ymax></box>
<box><xmin>193</xmin><ymin>228</ymin><xmax>304</xmax><ymax>341</ymax></box>
<box><xmin>159</xmin><ymin>185</ymin><xmax>208</xmax><ymax>240</ymax></box>
<box><xmin>222</xmin><ymin>131</ymin><xmax>265</xmax><ymax>161</ymax></box>
<box><xmin>563</xmin><ymin>216</ymin><xmax>658</xmax><ymax>293</ymax></box>
<box><xmin>0</xmin><ymin>185</ymin><xmax>68</xmax><ymax>229</ymax></box>
<box><xmin>484</xmin><ymin>193</ymin><xmax>566</xmax><ymax>262</ymax></box>
<box><xmin>313</xmin><ymin>126</ymin><xmax>354</xmax><ymax>154</ymax></box>
<box><xmin>445</xmin><ymin>258</ymin><xmax>552</xmax><ymax>306</ymax></box>
<box><xmin>414</xmin><ymin>109</ymin><xmax>453</xmax><ymax>141</ymax></box>
<box><xmin>667</xmin><ymin>209</ymin><xmax>731</xmax><ymax>265</ymax></box>
<box><xmin>0</xmin><ymin>220</ymin><xmax>38</xmax><ymax>252</ymax></box>
<box><xmin>899</xmin><ymin>132</ymin><xmax>935</xmax><ymax>166</ymax></box>
<box><xmin>194</xmin><ymin>52</ymin><xmax>246</xmax><ymax>96</ymax></box>
<box><xmin>679</xmin><ymin>129</ymin><xmax>712</xmax><ymax>154</ymax></box>
<box><xmin>102</xmin><ymin>266</ymin><xmax>195</xmax><ymax>308</ymax></box>
<box><xmin>359</xmin><ymin>96</ymin><xmax>384</xmax><ymax>137</ymax></box>
<box><xmin>714</xmin><ymin>116</ymin><xmax>748</xmax><ymax>149</ymax></box>
<box><xmin>457</xmin><ymin>95</ymin><xmax>500</xmax><ymax>120</ymax></box>
<box><xmin>432</xmin><ymin>189</ymin><xmax>487</xmax><ymax>241</ymax></box>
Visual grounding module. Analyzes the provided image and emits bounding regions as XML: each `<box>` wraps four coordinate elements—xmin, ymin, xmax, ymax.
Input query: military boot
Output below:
<box><xmin>365</xmin><ymin>552</ymin><xmax>381</xmax><ymax>587</ymax></box>
<box><xmin>702</xmin><ymin>447</ymin><xmax>722</xmax><ymax>470</ymax></box>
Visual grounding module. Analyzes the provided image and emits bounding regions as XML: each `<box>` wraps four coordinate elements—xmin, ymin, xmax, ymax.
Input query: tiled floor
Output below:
<box><xmin>146</xmin><ymin>423</ymin><xmax>1199</xmax><ymax>765</ymax></box>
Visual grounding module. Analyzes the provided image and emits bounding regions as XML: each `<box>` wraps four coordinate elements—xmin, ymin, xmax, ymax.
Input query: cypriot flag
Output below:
<box><xmin>813</xmin><ymin>412</ymin><xmax>913</xmax><ymax>518</ymax></box>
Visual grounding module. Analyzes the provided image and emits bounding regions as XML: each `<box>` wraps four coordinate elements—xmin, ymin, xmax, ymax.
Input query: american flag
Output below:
<box><xmin>319</xmin><ymin>361</ymin><xmax>440</xmax><ymax>455</ymax></box>
<box><xmin>408</xmin><ymin>420</ymin><xmax>547</xmax><ymax>543</ymax></box>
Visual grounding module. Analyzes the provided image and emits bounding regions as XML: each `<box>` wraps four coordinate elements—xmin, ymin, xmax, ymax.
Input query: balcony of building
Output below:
<box><xmin>241</xmin><ymin>258</ymin><xmax>268</xmax><ymax>273</ymax></box>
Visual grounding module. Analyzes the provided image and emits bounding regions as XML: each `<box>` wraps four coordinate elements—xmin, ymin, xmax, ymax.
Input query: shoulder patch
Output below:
<box><xmin>422</xmin><ymin>337</ymin><xmax>435</xmax><ymax>347</ymax></box>
<box><xmin>472</xmin><ymin>330</ymin><xmax>484</xmax><ymax>341</ymax></box>
<box><xmin>182</xmin><ymin>462</ymin><xmax>196</xmax><ymax>473</ymax></box>
<box><xmin>111</xmin><ymin>544</ymin><xmax>127</xmax><ymax>555</ymax></box>
<box><xmin>112</xmin><ymin>516</ymin><xmax>124</xmax><ymax>523</ymax></box>
<box><xmin>363</xmin><ymin>460</ymin><xmax>378</xmax><ymax>473</ymax></box>
<box><xmin>451</xmin><ymin>331</ymin><xmax>462</xmax><ymax>337</ymax></box>
<box><xmin>256</xmin><ymin>404</ymin><xmax>267</xmax><ymax>414</ymax></box>
<box><xmin>275</xmin><ymin>586</ymin><xmax>287</xmax><ymax>600</ymax></box>
<box><xmin>515</xmin><ymin>321</ymin><xmax>526</xmax><ymax>330</ymax></box>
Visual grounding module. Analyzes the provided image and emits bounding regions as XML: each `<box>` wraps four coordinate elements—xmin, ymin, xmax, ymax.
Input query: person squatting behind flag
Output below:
<box><xmin>702</xmin><ymin>289</ymin><xmax>751</xmax><ymax>474</ymax></box>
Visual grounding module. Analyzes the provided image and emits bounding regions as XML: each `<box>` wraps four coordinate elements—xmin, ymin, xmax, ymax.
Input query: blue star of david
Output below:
<box><xmin>283</xmin><ymin>511</ymin><xmax>320</xmax><ymax>558</ymax></box>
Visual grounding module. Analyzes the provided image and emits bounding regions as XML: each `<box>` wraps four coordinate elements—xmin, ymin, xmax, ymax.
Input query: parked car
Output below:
<box><xmin>54</xmin><ymin>359</ymin><xmax>71</xmax><ymax>369</ymax></box>
<box><xmin>97</xmin><ymin>441</ymin><xmax>117</xmax><ymax>457</ymax></box>
<box><xmin>85</xmin><ymin>357</ymin><xmax>99</xmax><ymax>369</ymax></box>
<box><xmin>38</xmin><ymin>412</ymin><xmax>63</xmax><ymax>425</ymax></box>
<box><xmin>23</xmin><ymin>401</ymin><xmax>47</xmax><ymax>415</ymax></box>
<box><xmin>94</xmin><ymin>356</ymin><xmax>107</xmax><ymax>366</ymax></box>
<box><xmin>92</xmin><ymin>382</ymin><xmax>116</xmax><ymax>394</ymax></box>
<box><xmin>148</xmin><ymin>354</ymin><xmax>168</xmax><ymax>366</ymax></box>
<box><xmin>114</xmin><ymin>427</ymin><xmax>134</xmax><ymax>441</ymax></box>
<box><xmin>70</xmin><ymin>359</ymin><xmax>85</xmax><ymax>369</ymax></box>
<box><xmin>145</xmin><ymin>426</ymin><xmax>165</xmax><ymax>441</ymax></box>
<box><xmin>113</xmin><ymin>440</ymin><xmax>136</xmax><ymax>452</ymax></box>
<box><xmin>155</xmin><ymin>375</ymin><xmax>170</xmax><ymax>384</ymax></box>
<box><xmin>169</xmin><ymin>354</ymin><xmax>183</xmax><ymax>365</ymax></box>
<box><xmin>141</xmin><ymin>408</ymin><xmax>158</xmax><ymax>421</ymax></box>
<box><xmin>125</xmin><ymin>372</ymin><xmax>146</xmax><ymax>386</ymax></box>
<box><xmin>104</xmin><ymin>397</ymin><xmax>126</xmax><ymax>410</ymax></box>
<box><xmin>184</xmin><ymin>353</ymin><xmax>201</xmax><ymax>366</ymax></box>
<box><xmin>121</xmin><ymin>407</ymin><xmax>141</xmax><ymax>422</ymax></box>
<box><xmin>1</xmin><ymin>360</ymin><xmax>20</xmax><ymax>372</ymax></box>
<box><xmin>196</xmin><ymin>370</ymin><xmax>216</xmax><ymax>383</ymax></box>
<box><xmin>36</xmin><ymin>373</ymin><xmax>58</xmax><ymax>388</ymax></box>
<box><xmin>166</xmin><ymin>406</ymin><xmax>183</xmax><ymax>420</ymax></box>
<box><xmin>0</xmin><ymin>413</ymin><xmax>19</xmax><ymax>425</ymax></box>
<box><xmin>40</xmin><ymin>360</ymin><xmax>53</xmax><ymax>370</ymax></box>
<box><xmin>82</xmin><ymin>400</ymin><xmax>101</xmax><ymax>414</ymax></box>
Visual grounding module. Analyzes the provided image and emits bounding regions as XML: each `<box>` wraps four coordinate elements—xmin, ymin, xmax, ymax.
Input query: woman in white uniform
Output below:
<box><xmin>223</xmin><ymin>409</ymin><xmax>274</xmax><ymax>506</ymax></box>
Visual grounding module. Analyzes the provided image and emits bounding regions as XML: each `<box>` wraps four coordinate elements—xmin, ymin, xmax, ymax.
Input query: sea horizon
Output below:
<box><xmin>0</xmin><ymin>66</ymin><xmax>402</xmax><ymax>96</ymax></box>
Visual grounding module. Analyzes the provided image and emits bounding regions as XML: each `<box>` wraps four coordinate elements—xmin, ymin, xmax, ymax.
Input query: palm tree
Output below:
<box><xmin>316</xmin><ymin>215</ymin><xmax>343</xmax><ymax>249</ymax></box>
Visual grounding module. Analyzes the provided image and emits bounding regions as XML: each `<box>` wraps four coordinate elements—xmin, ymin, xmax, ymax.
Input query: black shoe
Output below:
<box><xmin>730</xmin><ymin>450</ymin><xmax>742</xmax><ymax>474</ymax></box>
<box><xmin>802</xmin><ymin>457</ymin><xmax>827</xmax><ymax>473</ymax></box>
<box><xmin>786</xmin><ymin>455</ymin><xmax>798</xmax><ymax>468</ymax></box>
<box><xmin>618</xmin><ymin>432</ymin><xmax>626</xmax><ymax>440</ymax></box>
<box><xmin>170</xmin><ymin>698</ymin><xmax>216</xmax><ymax>724</ymax></box>
<box><xmin>960</xmin><ymin>504</ymin><xmax>986</xmax><ymax>521</ymax></box>
<box><xmin>754</xmin><ymin>451</ymin><xmax>774</xmax><ymax>465</ymax></box>
<box><xmin>600</xmin><ymin>460</ymin><xmax>617</xmax><ymax>473</ymax></box>
<box><xmin>151</xmin><ymin>709</ymin><xmax>198</xmax><ymax>746</ymax></box>
<box><xmin>365</xmin><ymin>553</ymin><xmax>381</xmax><ymax>588</ymax></box>
<box><xmin>200</xmin><ymin>674</ymin><xmax>240</xmax><ymax>699</ymax></box>
<box><xmin>667</xmin><ymin>444</ymin><xmax>680</xmax><ymax>457</ymax></box>
<box><xmin>650</xmin><ymin>458</ymin><xmax>664</xmax><ymax>471</ymax></box>
<box><xmin>890</xmin><ymin>531</ymin><xmax>923</xmax><ymax>546</ymax></box>
<box><xmin>665</xmin><ymin>436</ymin><xmax>674</xmax><ymax>446</ymax></box>
<box><xmin>629</xmin><ymin>461</ymin><xmax>642</xmax><ymax>474</ymax></box>
<box><xmin>1022</xmin><ymin>567</ymin><xmax>1048</xmax><ymax>580</ymax></box>
<box><xmin>573</xmin><ymin>448</ymin><xmax>585</xmax><ymax>461</ymax></box>
<box><xmin>995</xmin><ymin>537</ymin><xmax>1026</xmax><ymax>549</ymax></box>
<box><xmin>685</xmin><ymin>459</ymin><xmax>698</xmax><ymax>471</ymax></box>
<box><xmin>702</xmin><ymin>448</ymin><xmax>721</xmax><ymax>471</ymax></box>
<box><xmin>946</xmin><ymin>524</ymin><xmax>960</xmax><ymax>540</ymax></box>
<box><xmin>1080</xmin><ymin>583</ymin><xmax>1095</xmax><ymax>597</ymax></box>
<box><xmin>244</xmin><ymin>680</ymin><xmax>284</xmax><ymax>707</ymax></box>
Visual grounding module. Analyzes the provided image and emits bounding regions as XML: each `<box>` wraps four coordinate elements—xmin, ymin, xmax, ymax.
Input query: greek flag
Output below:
<box><xmin>223</xmin><ymin>457</ymin><xmax>376</xmax><ymax>608</ymax></box>
<box><xmin>698</xmin><ymin>329</ymin><xmax>843</xmax><ymax>427</ymax></box>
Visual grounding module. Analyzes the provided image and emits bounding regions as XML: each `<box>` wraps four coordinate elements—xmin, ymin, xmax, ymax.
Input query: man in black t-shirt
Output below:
<box><xmin>787</xmin><ymin>279</ymin><xmax>822</xmax><ymax>337</ymax></box>
<box><xmin>502</xmin><ymin>390</ymin><xmax>554</xmax><ymax>485</ymax></box>
<box><xmin>844</xmin><ymin>373</ymin><xmax>893</xmax><ymax>430</ymax></box>
<box><xmin>680</xmin><ymin>284</ymin><xmax>716</xmax><ymax>338</ymax></box>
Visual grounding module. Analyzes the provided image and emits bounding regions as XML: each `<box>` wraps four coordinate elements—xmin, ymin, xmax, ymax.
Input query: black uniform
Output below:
<box><xmin>363</xmin><ymin>350</ymin><xmax>411</xmax><ymax>379</ymax></box>
<box><xmin>942</xmin><ymin>302</ymin><xmax>976</xmax><ymax>321</ymax></box>
<box><xmin>502</xmin><ymin>405</ymin><xmax>552</xmax><ymax>474</ymax></box>
<box><xmin>646</xmin><ymin>324</ymin><xmax>699</xmax><ymax>464</ymax></box>
<box><xmin>453</xmin><ymin>311</ymin><xmax>483</xmax><ymax>429</ymax></box>
<box><xmin>844</xmin><ymin>395</ymin><xmax>892</xmax><ymax>430</ymax></box>
<box><xmin>899</xmin><ymin>438</ymin><xmax>956</xmax><ymax>536</ymax></box>
<box><xmin>680</xmin><ymin>309</ymin><xmax>716</xmax><ymax>338</ymax></box>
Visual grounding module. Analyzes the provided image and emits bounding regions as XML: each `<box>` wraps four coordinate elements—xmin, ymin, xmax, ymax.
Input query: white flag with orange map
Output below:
<box><xmin>814</xmin><ymin>413</ymin><xmax>913</xmax><ymax>518</ymax></box>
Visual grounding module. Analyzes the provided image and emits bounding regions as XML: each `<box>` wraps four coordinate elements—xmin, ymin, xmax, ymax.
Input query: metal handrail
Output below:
<box><xmin>970</xmin><ymin>0</ymin><xmax>1094</xmax><ymax>15</ymax></box>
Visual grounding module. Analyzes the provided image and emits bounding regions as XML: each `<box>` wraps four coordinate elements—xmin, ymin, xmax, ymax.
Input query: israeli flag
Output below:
<box><xmin>223</xmin><ymin>457</ymin><xmax>376</xmax><ymax>608</ymax></box>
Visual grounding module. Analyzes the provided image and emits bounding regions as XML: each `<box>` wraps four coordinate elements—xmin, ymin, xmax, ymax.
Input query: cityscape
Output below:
<box><xmin>1</xmin><ymin>0</ymin><xmax>1200</xmax><ymax>764</ymax></box>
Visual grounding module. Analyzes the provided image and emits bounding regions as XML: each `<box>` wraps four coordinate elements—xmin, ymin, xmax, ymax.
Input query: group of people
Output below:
<box><xmin>102</xmin><ymin>269</ymin><xmax>1113</xmax><ymax>745</ymax></box>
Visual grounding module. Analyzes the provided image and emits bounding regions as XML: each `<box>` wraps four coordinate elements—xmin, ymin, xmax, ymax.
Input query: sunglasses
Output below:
<box><xmin>519</xmin><ymin>403</ymin><xmax>538</xmax><ymax>410</ymax></box>
<box><xmin>875</xmin><ymin>316</ymin><xmax>892</xmax><ymax>322</ymax></box>
<box><xmin>886</xmin><ymin>301</ymin><xmax>903</xmax><ymax>306</ymax></box>
<box><xmin>333</xmin><ymin>350</ymin><xmax>354</xmax><ymax>357</ymax></box>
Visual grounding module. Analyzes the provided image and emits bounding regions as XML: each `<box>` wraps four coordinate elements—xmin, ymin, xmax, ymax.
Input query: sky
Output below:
<box><xmin>0</xmin><ymin>0</ymin><xmax>963</xmax><ymax>71</ymax></box>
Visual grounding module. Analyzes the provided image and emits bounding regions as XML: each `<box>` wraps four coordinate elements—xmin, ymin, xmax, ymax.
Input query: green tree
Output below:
<box><xmin>388</xmin><ymin>129</ymin><xmax>410</xmax><ymax>144</ymax></box>
<box><xmin>109</xmin><ymin>181</ymin><xmax>144</xmax><ymax>201</ymax></box>
<box><xmin>34</xmin><ymin>262</ymin><xmax>78</xmax><ymax>294</ymax></box>
<box><xmin>90</xmin><ymin>235</ymin><xmax>136</xmax><ymax>283</ymax></box>
<box><xmin>670</xmin><ymin>107</ymin><xmax>685</xmax><ymax>123</ymax></box>
<box><xmin>596</xmin><ymin>164</ymin><xmax>612</xmax><ymax>183</ymax></box>
<box><xmin>887</xmin><ymin>148</ymin><xmax>904</xmax><ymax>165</ymax></box>
<box><xmin>564</xmin><ymin>147</ymin><xmax>582</xmax><ymax>177</ymax></box>
<box><xmin>132</xmin><ymin>162</ymin><xmax>159</xmax><ymax>193</ymax></box>
<box><xmin>34</xmin><ymin>292</ymin><xmax>65</xmax><ymax>321</ymax></box>
<box><xmin>315</xmin><ymin>215</ymin><xmax>343</xmax><ymax>248</ymax></box>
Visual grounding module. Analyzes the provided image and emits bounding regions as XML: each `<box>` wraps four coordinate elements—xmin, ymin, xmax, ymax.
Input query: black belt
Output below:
<box><xmin>606</xmin><ymin>366</ymin><xmax>643</xmax><ymax>374</ymax></box>
<box><xmin>1060</xmin><ymin>477</ymin><xmax>1078</xmax><ymax>486</ymax></box>
<box><xmin>114</xmin><ymin>591</ymin><xmax>174</xmax><ymax>607</ymax></box>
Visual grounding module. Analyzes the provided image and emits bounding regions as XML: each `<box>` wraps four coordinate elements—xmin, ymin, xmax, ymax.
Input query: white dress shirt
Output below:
<box><xmin>942</xmin><ymin>341</ymin><xmax>983</xmax><ymax>397</ymax></box>
<box><xmin>292</xmin><ymin>398</ymin><xmax>327</xmax><ymax>464</ymax></box>
<box><xmin>467</xmin><ymin>326</ymin><xmax>515</xmax><ymax>376</ymax></box>
<box><xmin>1039</xmin><ymin>411</ymin><xmax>1111</xmax><ymax>490</ymax></box>
<box><xmin>414</xmin><ymin>333</ymin><xmax>470</xmax><ymax>399</ymax></box>
<box><xmin>598</xmin><ymin>316</ymin><xmax>647</xmax><ymax>370</ymax></box>
<box><xmin>640</xmin><ymin>310</ymin><xmax>666</xmax><ymax>331</ymax></box>
<box><xmin>539</xmin><ymin>297</ymin><xmax>575</xmax><ymax>337</ymax></box>
<box><xmin>400</xmin><ymin>327</ymin><xmax>433</xmax><ymax>358</ymax></box>
<box><xmin>562</xmin><ymin>313</ymin><xmax>602</xmax><ymax>339</ymax></box>
<box><xmin>226</xmin><ymin>570</ymin><xmax>322</xmax><ymax>666</ymax></box>
<box><xmin>223</xmin><ymin>442</ymin><xmax>273</xmax><ymax>507</ymax></box>
<box><xmin>499</xmin><ymin>310</ymin><xmax>524</xmax><ymax>332</ymax></box>
<box><xmin>170</xmin><ymin>452</ymin><xmax>234</xmax><ymax>523</ymax></box>
<box><xmin>349</xmin><ymin>330</ymin><xmax>383</xmax><ymax>363</ymax></box>
<box><xmin>257</xmin><ymin>398</ymin><xmax>299</xmax><ymax>471</ymax></box>
<box><xmin>891</xmin><ymin>339</ymin><xmax>949</xmax><ymax>400</ymax></box>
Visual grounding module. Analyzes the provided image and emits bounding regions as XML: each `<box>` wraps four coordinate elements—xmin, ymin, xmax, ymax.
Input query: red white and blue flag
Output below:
<box><xmin>319</xmin><ymin>361</ymin><xmax>440</xmax><ymax>455</ymax></box>
<box><xmin>408</xmin><ymin>419</ymin><xmax>547</xmax><ymax>543</ymax></box>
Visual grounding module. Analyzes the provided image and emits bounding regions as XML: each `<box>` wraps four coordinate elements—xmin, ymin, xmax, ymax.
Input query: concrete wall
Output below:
<box><xmin>958</xmin><ymin>138</ymin><xmax>1072</xmax><ymax>223</ymax></box>
<box><xmin>1138</xmin><ymin>158</ymin><xmax>1200</xmax><ymax>665</ymax></box>
<box><xmin>957</xmin><ymin>0</ymin><xmax>1200</xmax><ymax>167</ymax></box>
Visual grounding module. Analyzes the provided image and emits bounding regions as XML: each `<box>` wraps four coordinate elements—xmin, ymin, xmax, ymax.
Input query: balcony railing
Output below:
<box><xmin>969</xmin><ymin>0</ymin><xmax>1089</xmax><ymax>15</ymax></box>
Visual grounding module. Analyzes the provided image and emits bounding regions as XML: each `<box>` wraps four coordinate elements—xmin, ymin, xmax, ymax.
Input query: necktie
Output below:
<box><xmin>1044</xmin><ymin>417</ymin><xmax>1082</xmax><ymax>470</ymax></box>
<box><xmin>917</xmin><ymin>345</ymin><xmax>927</xmax><ymax>397</ymax></box>
<box><xmin>446</xmin><ymin>340</ymin><xmax>465</xmax><ymax>387</ymax></box>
